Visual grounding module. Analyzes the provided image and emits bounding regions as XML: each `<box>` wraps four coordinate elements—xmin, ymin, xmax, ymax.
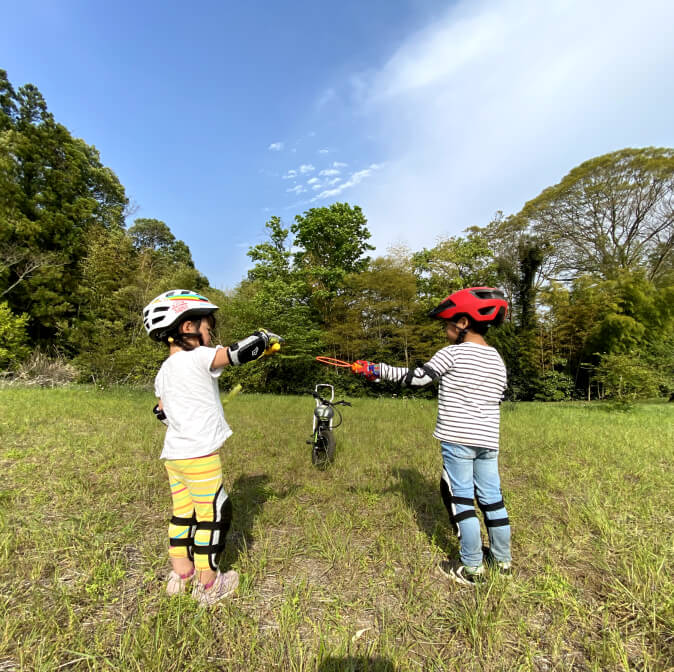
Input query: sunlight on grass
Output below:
<box><xmin>0</xmin><ymin>388</ymin><xmax>672</xmax><ymax>670</ymax></box>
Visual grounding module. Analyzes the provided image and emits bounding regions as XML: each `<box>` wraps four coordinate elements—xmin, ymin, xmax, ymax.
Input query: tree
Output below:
<box><xmin>292</xmin><ymin>203</ymin><xmax>373</xmax><ymax>292</ymax></box>
<box><xmin>0</xmin><ymin>70</ymin><xmax>128</xmax><ymax>341</ymax></box>
<box><xmin>127</xmin><ymin>218</ymin><xmax>196</xmax><ymax>267</ymax></box>
<box><xmin>220</xmin><ymin>216</ymin><xmax>323</xmax><ymax>393</ymax></box>
<box><xmin>411</xmin><ymin>231</ymin><xmax>499</xmax><ymax>301</ymax></box>
<box><xmin>328</xmin><ymin>254</ymin><xmax>427</xmax><ymax>367</ymax></box>
<box><xmin>127</xmin><ymin>218</ymin><xmax>176</xmax><ymax>251</ymax></box>
<box><xmin>289</xmin><ymin>203</ymin><xmax>374</xmax><ymax>337</ymax></box>
<box><xmin>520</xmin><ymin>147</ymin><xmax>674</xmax><ymax>282</ymax></box>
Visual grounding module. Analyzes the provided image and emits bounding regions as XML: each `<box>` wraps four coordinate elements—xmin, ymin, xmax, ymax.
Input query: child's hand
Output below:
<box><xmin>352</xmin><ymin>360</ymin><xmax>380</xmax><ymax>382</ymax></box>
<box><xmin>259</xmin><ymin>328</ymin><xmax>284</xmax><ymax>356</ymax></box>
<box><xmin>153</xmin><ymin>404</ymin><xmax>169</xmax><ymax>426</ymax></box>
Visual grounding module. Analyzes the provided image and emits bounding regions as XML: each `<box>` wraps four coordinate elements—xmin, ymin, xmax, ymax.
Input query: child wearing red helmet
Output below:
<box><xmin>353</xmin><ymin>287</ymin><xmax>512</xmax><ymax>585</ymax></box>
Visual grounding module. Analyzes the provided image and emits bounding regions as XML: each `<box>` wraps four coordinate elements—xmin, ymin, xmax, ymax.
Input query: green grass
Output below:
<box><xmin>0</xmin><ymin>388</ymin><xmax>672</xmax><ymax>671</ymax></box>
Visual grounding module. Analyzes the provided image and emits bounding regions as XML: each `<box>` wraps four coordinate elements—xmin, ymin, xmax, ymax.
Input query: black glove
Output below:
<box><xmin>228</xmin><ymin>329</ymin><xmax>284</xmax><ymax>366</ymax></box>
<box><xmin>153</xmin><ymin>404</ymin><xmax>168</xmax><ymax>426</ymax></box>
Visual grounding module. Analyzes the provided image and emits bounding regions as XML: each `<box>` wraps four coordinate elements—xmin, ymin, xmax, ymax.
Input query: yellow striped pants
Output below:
<box><xmin>165</xmin><ymin>451</ymin><xmax>232</xmax><ymax>572</ymax></box>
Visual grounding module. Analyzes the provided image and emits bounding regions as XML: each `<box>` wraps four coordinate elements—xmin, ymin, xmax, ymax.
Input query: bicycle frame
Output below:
<box><xmin>312</xmin><ymin>384</ymin><xmax>335</xmax><ymax>435</ymax></box>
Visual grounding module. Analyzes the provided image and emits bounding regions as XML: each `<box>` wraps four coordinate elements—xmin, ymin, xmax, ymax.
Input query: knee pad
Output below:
<box><xmin>476</xmin><ymin>495</ymin><xmax>510</xmax><ymax>528</ymax></box>
<box><xmin>440</xmin><ymin>469</ymin><xmax>477</xmax><ymax>538</ymax></box>
<box><xmin>192</xmin><ymin>487</ymin><xmax>233</xmax><ymax>571</ymax></box>
<box><xmin>169</xmin><ymin>512</ymin><xmax>197</xmax><ymax>561</ymax></box>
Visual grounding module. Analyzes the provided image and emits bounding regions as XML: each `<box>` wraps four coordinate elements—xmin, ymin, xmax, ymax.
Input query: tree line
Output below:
<box><xmin>1</xmin><ymin>69</ymin><xmax>672</xmax><ymax>400</ymax></box>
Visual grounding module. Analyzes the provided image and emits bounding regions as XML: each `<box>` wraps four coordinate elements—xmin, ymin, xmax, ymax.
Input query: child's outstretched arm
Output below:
<box><xmin>352</xmin><ymin>360</ymin><xmax>439</xmax><ymax>387</ymax></box>
<box><xmin>211</xmin><ymin>329</ymin><xmax>284</xmax><ymax>369</ymax></box>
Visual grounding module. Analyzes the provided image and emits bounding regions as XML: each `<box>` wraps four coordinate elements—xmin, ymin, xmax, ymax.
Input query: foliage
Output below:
<box><xmin>534</xmin><ymin>368</ymin><xmax>575</xmax><ymax>401</ymax></box>
<box><xmin>411</xmin><ymin>231</ymin><xmax>499</xmax><ymax>300</ymax></box>
<box><xmin>0</xmin><ymin>70</ymin><xmax>128</xmax><ymax>342</ymax></box>
<box><xmin>520</xmin><ymin>147</ymin><xmax>674</xmax><ymax>282</ymax></box>
<box><xmin>592</xmin><ymin>352</ymin><xmax>664</xmax><ymax>401</ymax></box>
<box><xmin>0</xmin><ymin>300</ymin><xmax>30</xmax><ymax>369</ymax></box>
<box><xmin>2</xmin><ymin>70</ymin><xmax>672</xmax><ymax>400</ymax></box>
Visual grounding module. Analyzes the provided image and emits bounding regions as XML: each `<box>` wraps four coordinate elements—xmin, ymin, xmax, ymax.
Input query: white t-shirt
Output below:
<box><xmin>154</xmin><ymin>345</ymin><xmax>233</xmax><ymax>460</ymax></box>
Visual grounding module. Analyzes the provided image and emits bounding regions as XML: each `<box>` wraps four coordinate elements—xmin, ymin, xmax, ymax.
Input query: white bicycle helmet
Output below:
<box><xmin>143</xmin><ymin>289</ymin><xmax>219</xmax><ymax>341</ymax></box>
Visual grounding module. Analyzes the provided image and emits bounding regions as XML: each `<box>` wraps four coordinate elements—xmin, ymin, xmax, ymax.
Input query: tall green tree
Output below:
<box><xmin>520</xmin><ymin>147</ymin><xmax>674</xmax><ymax>282</ymax></box>
<box><xmin>0</xmin><ymin>70</ymin><xmax>128</xmax><ymax>342</ymax></box>
<box><xmin>411</xmin><ymin>232</ymin><xmax>499</xmax><ymax>301</ymax></box>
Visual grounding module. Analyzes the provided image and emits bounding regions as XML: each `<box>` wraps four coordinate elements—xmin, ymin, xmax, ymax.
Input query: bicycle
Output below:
<box><xmin>307</xmin><ymin>384</ymin><xmax>351</xmax><ymax>469</ymax></box>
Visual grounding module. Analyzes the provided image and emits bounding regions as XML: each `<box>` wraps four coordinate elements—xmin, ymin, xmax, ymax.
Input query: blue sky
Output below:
<box><xmin>2</xmin><ymin>0</ymin><xmax>673</xmax><ymax>290</ymax></box>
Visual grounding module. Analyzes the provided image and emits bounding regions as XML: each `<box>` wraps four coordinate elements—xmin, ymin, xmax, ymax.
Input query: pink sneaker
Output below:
<box><xmin>192</xmin><ymin>570</ymin><xmax>239</xmax><ymax>606</ymax></box>
<box><xmin>166</xmin><ymin>569</ymin><xmax>195</xmax><ymax>595</ymax></box>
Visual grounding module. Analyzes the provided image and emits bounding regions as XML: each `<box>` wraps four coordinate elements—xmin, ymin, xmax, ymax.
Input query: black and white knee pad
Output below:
<box><xmin>192</xmin><ymin>487</ymin><xmax>233</xmax><ymax>571</ymax></box>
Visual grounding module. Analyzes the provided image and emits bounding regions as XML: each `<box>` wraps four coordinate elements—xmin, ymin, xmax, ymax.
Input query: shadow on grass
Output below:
<box><xmin>318</xmin><ymin>656</ymin><xmax>395</xmax><ymax>672</ymax></box>
<box><xmin>222</xmin><ymin>473</ymin><xmax>297</xmax><ymax>567</ymax></box>
<box><xmin>384</xmin><ymin>467</ymin><xmax>458</xmax><ymax>557</ymax></box>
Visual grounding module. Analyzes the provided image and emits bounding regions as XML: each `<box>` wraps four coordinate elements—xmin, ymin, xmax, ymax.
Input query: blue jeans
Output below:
<box><xmin>441</xmin><ymin>442</ymin><xmax>511</xmax><ymax>567</ymax></box>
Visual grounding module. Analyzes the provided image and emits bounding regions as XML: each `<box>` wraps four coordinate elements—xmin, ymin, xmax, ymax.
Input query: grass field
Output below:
<box><xmin>0</xmin><ymin>387</ymin><xmax>672</xmax><ymax>671</ymax></box>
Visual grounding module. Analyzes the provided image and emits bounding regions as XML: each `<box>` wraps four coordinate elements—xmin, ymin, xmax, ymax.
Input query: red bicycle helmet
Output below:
<box><xmin>428</xmin><ymin>287</ymin><xmax>508</xmax><ymax>325</ymax></box>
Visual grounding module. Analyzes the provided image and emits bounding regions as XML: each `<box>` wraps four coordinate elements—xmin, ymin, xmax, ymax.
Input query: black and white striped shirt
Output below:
<box><xmin>380</xmin><ymin>342</ymin><xmax>507</xmax><ymax>450</ymax></box>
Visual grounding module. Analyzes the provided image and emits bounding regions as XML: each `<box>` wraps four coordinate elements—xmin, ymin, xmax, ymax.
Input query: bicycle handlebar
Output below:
<box><xmin>312</xmin><ymin>392</ymin><xmax>351</xmax><ymax>407</ymax></box>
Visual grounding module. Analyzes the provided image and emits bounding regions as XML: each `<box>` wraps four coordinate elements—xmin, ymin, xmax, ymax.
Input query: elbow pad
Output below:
<box><xmin>402</xmin><ymin>365</ymin><xmax>439</xmax><ymax>387</ymax></box>
<box><xmin>228</xmin><ymin>331</ymin><xmax>268</xmax><ymax>366</ymax></box>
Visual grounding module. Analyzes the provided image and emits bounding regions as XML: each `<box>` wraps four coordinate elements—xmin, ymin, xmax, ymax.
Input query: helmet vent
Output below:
<box><xmin>472</xmin><ymin>289</ymin><xmax>504</xmax><ymax>300</ymax></box>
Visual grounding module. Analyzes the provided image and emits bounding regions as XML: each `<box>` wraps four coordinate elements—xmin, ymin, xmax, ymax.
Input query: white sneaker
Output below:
<box><xmin>193</xmin><ymin>570</ymin><xmax>239</xmax><ymax>606</ymax></box>
<box><xmin>166</xmin><ymin>569</ymin><xmax>195</xmax><ymax>596</ymax></box>
<box><xmin>438</xmin><ymin>560</ymin><xmax>485</xmax><ymax>586</ymax></box>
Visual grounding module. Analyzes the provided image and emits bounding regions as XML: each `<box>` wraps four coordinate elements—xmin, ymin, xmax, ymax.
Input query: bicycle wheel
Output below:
<box><xmin>312</xmin><ymin>429</ymin><xmax>336</xmax><ymax>469</ymax></box>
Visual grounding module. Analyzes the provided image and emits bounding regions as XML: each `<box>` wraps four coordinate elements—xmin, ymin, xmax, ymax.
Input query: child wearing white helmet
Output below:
<box><xmin>143</xmin><ymin>289</ymin><xmax>283</xmax><ymax>605</ymax></box>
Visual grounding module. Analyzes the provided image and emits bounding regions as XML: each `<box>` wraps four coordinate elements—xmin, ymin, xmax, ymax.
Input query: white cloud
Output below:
<box><xmin>299</xmin><ymin>164</ymin><xmax>315</xmax><ymax>174</ymax></box>
<box><xmin>282</xmin><ymin>170</ymin><xmax>298</xmax><ymax>180</ymax></box>
<box><xmin>332</xmin><ymin>161</ymin><xmax>348</xmax><ymax>168</ymax></box>
<box><xmin>307</xmin><ymin>177</ymin><xmax>320</xmax><ymax>184</ymax></box>
<box><xmin>311</xmin><ymin>164</ymin><xmax>382</xmax><ymax>202</ymax></box>
<box><xmin>319</xmin><ymin>168</ymin><xmax>340</xmax><ymax>176</ymax></box>
<box><xmin>312</xmin><ymin>184</ymin><xmax>323</xmax><ymax>190</ymax></box>
<box><xmin>286</xmin><ymin>184</ymin><xmax>306</xmax><ymax>194</ymax></box>
<box><xmin>318</xmin><ymin>148</ymin><xmax>330</xmax><ymax>154</ymax></box>
<box><xmin>327</xmin><ymin>177</ymin><xmax>341</xmax><ymax>185</ymax></box>
<box><xmin>268</xmin><ymin>142</ymin><xmax>284</xmax><ymax>151</ymax></box>
<box><xmin>317</xmin><ymin>89</ymin><xmax>336</xmax><ymax>108</ymax></box>
<box><xmin>350</xmin><ymin>0</ymin><xmax>674</xmax><ymax>251</ymax></box>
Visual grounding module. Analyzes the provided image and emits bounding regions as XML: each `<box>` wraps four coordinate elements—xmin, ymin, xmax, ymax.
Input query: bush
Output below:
<box><xmin>0</xmin><ymin>301</ymin><xmax>30</xmax><ymax>370</ymax></box>
<box><xmin>592</xmin><ymin>352</ymin><xmax>663</xmax><ymax>401</ymax></box>
<box><xmin>534</xmin><ymin>369</ymin><xmax>575</xmax><ymax>401</ymax></box>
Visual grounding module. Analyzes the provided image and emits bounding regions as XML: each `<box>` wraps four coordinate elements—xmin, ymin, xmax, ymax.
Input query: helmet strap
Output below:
<box><xmin>167</xmin><ymin>318</ymin><xmax>204</xmax><ymax>350</ymax></box>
